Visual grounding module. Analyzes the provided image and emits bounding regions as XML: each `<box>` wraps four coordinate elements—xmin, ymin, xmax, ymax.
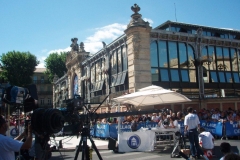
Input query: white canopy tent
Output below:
<box><xmin>112</xmin><ymin>85</ymin><xmax>191</xmax><ymax>107</ymax></box>
<box><xmin>111</xmin><ymin>85</ymin><xmax>191</xmax><ymax>141</ymax></box>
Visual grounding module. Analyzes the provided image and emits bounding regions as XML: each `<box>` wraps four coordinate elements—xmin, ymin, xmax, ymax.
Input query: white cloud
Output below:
<box><xmin>36</xmin><ymin>62</ymin><xmax>45</xmax><ymax>68</ymax></box>
<box><xmin>46</xmin><ymin>23</ymin><xmax>126</xmax><ymax>56</ymax></box>
<box><xmin>86</xmin><ymin>23</ymin><xmax>126</xmax><ymax>42</ymax></box>
<box><xmin>36</xmin><ymin>56</ymin><xmax>46</xmax><ymax>68</ymax></box>
<box><xmin>48</xmin><ymin>47</ymin><xmax>71</xmax><ymax>54</ymax></box>
<box><xmin>143</xmin><ymin>18</ymin><xmax>153</xmax><ymax>26</ymax></box>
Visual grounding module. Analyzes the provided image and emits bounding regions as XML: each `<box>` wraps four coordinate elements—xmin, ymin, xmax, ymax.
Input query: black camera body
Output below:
<box><xmin>1</xmin><ymin>84</ymin><xmax>38</xmax><ymax>113</ymax></box>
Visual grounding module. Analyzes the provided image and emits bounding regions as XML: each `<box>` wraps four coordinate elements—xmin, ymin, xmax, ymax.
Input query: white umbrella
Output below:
<box><xmin>112</xmin><ymin>85</ymin><xmax>191</xmax><ymax>107</ymax></box>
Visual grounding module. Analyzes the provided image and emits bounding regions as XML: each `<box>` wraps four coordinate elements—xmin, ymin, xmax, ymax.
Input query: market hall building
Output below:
<box><xmin>53</xmin><ymin>4</ymin><xmax>240</xmax><ymax>113</ymax></box>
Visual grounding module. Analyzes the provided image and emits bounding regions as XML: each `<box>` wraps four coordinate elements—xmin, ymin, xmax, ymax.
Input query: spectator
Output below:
<box><xmin>176</xmin><ymin>111</ymin><xmax>183</xmax><ymax>121</ymax></box>
<box><xmin>224</xmin><ymin>152</ymin><xmax>240</xmax><ymax>160</ymax></box>
<box><xmin>198</xmin><ymin>127</ymin><xmax>214</xmax><ymax>150</ymax></box>
<box><xmin>151</xmin><ymin>113</ymin><xmax>159</xmax><ymax>122</ymax></box>
<box><xmin>219</xmin><ymin>112</ymin><xmax>227</xmax><ymax>123</ymax></box>
<box><xmin>168</xmin><ymin>116</ymin><xmax>178</xmax><ymax>128</ymax></box>
<box><xmin>0</xmin><ymin>115</ymin><xmax>33</xmax><ymax>160</ymax></box>
<box><xmin>227</xmin><ymin>112</ymin><xmax>234</xmax><ymax>122</ymax></box>
<box><xmin>211</xmin><ymin>110</ymin><xmax>220</xmax><ymax>121</ymax></box>
<box><xmin>136</xmin><ymin>114</ymin><xmax>143</xmax><ymax>123</ymax></box>
<box><xmin>122</xmin><ymin>116</ymin><xmax>129</xmax><ymax>124</ymax></box>
<box><xmin>220</xmin><ymin>142</ymin><xmax>232</xmax><ymax>160</ymax></box>
<box><xmin>158</xmin><ymin>114</ymin><xmax>168</xmax><ymax>129</ymax></box>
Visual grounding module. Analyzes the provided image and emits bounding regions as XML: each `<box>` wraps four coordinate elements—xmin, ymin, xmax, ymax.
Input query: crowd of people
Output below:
<box><xmin>95</xmin><ymin>107</ymin><xmax>240</xmax><ymax>129</ymax></box>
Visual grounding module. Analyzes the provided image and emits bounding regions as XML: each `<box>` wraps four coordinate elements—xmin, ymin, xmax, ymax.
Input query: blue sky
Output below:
<box><xmin>1</xmin><ymin>0</ymin><xmax>240</xmax><ymax>68</ymax></box>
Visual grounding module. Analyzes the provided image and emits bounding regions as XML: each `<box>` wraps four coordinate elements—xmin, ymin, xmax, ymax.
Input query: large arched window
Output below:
<box><xmin>73</xmin><ymin>75</ymin><xmax>78</xmax><ymax>95</ymax></box>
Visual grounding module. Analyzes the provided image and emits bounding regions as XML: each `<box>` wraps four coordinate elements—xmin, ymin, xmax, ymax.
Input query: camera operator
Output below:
<box><xmin>0</xmin><ymin>115</ymin><xmax>33</xmax><ymax>160</ymax></box>
<box><xmin>29</xmin><ymin>131</ymin><xmax>52</xmax><ymax>160</ymax></box>
<box><xmin>184</xmin><ymin>107</ymin><xmax>205</xmax><ymax>159</ymax></box>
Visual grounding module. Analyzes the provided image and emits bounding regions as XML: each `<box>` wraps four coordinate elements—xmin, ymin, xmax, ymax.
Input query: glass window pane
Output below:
<box><xmin>98</xmin><ymin>81</ymin><xmax>103</xmax><ymax>90</ymax></box>
<box><xmin>171</xmin><ymin>27</ymin><xmax>175</xmax><ymax>31</ymax></box>
<box><xmin>168</xmin><ymin>42</ymin><xmax>178</xmax><ymax>68</ymax></box>
<box><xmin>225</xmin><ymin>72</ymin><xmax>233</xmax><ymax>83</ymax></box>
<box><xmin>111</xmin><ymin>74</ymin><xmax>117</xmax><ymax>86</ymax></box>
<box><xmin>170</xmin><ymin>69</ymin><xmax>180</xmax><ymax>82</ymax></box>
<box><xmin>117</xmin><ymin>49</ymin><xmax>122</xmax><ymax>72</ymax></box>
<box><xmin>91</xmin><ymin>64</ymin><xmax>95</xmax><ymax>83</ymax></box>
<box><xmin>158</xmin><ymin>41</ymin><xmax>168</xmax><ymax>68</ymax></box>
<box><xmin>150</xmin><ymin>42</ymin><xmax>158</xmax><ymax>67</ymax></box>
<box><xmin>115</xmin><ymin>73</ymin><xmax>122</xmax><ymax>86</ymax></box>
<box><xmin>210</xmin><ymin>71</ymin><xmax>218</xmax><ymax>82</ymax></box>
<box><xmin>151</xmin><ymin>68</ymin><xmax>159</xmax><ymax>81</ymax></box>
<box><xmin>111</xmin><ymin>52</ymin><xmax>117</xmax><ymax>75</ymax></box>
<box><xmin>187</xmin><ymin>45</ymin><xmax>195</xmax><ymax>69</ymax></box>
<box><xmin>181</xmin><ymin>70</ymin><xmax>189</xmax><ymax>82</ymax></box>
<box><xmin>120</xmin><ymin>71</ymin><xmax>127</xmax><ymax>84</ymax></box>
<box><xmin>218</xmin><ymin>71</ymin><xmax>226</xmax><ymax>83</ymax></box>
<box><xmin>160</xmin><ymin>69</ymin><xmax>169</xmax><ymax>81</ymax></box>
<box><xmin>189</xmin><ymin>69</ymin><xmax>196</xmax><ymax>82</ymax></box>
<box><xmin>216</xmin><ymin>47</ymin><xmax>224</xmax><ymax>71</ymax></box>
<box><xmin>233</xmin><ymin>72</ymin><xmax>240</xmax><ymax>83</ymax></box>
<box><xmin>202</xmin><ymin>47</ymin><xmax>209</xmax><ymax>70</ymax></box>
<box><xmin>208</xmin><ymin>46</ymin><xmax>215</xmax><ymax>70</ymax></box>
<box><xmin>122</xmin><ymin>46</ymin><xmax>128</xmax><ymax>71</ymax></box>
<box><xmin>179</xmin><ymin>43</ymin><xmax>187</xmax><ymax>68</ymax></box>
<box><xmin>223</xmin><ymin>48</ymin><xmax>230</xmax><ymax>71</ymax></box>
<box><xmin>230</xmin><ymin>48</ymin><xmax>238</xmax><ymax>72</ymax></box>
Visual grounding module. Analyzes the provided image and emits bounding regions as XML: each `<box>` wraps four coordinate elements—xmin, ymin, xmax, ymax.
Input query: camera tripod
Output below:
<box><xmin>74</xmin><ymin>122</ymin><xmax>102</xmax><ymax>160</ymax></box>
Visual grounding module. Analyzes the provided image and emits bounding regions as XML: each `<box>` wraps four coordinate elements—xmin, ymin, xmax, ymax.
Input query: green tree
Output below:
<box><xmin>0</xmin><ymin>51</ymin><xmax>39</xmax><ymax>86</ymax></box>
<box><xmin>44</xmin><ymin>52</ymin><xmax>67</xmax><ymax>82</ymax></box>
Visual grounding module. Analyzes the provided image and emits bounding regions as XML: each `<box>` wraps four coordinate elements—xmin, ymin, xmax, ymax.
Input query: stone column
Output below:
<box><xmin>124</xmin><ymin>4</ymin><xmax>152</xmax><ymax>93</ymax></box>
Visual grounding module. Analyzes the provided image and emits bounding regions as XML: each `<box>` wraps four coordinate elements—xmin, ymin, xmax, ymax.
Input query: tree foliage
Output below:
<box><xmin>44</xmin><ymin>52</ymin><xmax>67</xmax><ymax>82</ymax></box>
<box><xmin>0</xmin><ymin>51</ymin><xmax>39</xmax><ymax>86</ymax></box>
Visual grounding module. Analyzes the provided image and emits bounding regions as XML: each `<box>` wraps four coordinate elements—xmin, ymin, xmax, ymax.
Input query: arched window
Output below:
<box><xmin>73</xmin><ymin>75</ymin><xmax>78</xmax><ymax>95</ymax></box>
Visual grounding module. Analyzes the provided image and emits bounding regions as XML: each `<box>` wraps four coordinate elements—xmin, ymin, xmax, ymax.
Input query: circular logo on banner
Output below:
<box><xmin>10</xmin><ymin>128</ymin><xmax>19</xmax><ymax>137</ymax></box>
<box><xmin>127</xmin><ymin>134</ymin><xmax>141</xmax><ymax>149</ymax></box>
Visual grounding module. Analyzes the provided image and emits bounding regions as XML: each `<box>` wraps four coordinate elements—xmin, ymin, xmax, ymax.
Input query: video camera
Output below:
<box><xmin>30</xmin><ymin>95</ymin><xmax>84</xmax><ymax>136</ymax></box>
<box><xmin>1</xmin><ymin>84</ymin><xmax>38</xmax><ymax>113</ymax></box>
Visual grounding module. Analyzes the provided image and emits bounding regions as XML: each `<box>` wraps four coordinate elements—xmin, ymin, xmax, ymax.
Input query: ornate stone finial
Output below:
<box><xmin>70</xmin><ymin>38</ymin><xmax>79</xmax><ymax>51</ymax></box>
<box><xmin>79</xmin><ymin>42</ymin><xmax>85</xmax><ymax>52</ymax></box>
<box><xmin>126</xmin><ymin>4</ymin><xmax>151</xmax><ymax>29</ymax></box>
<box><xmin>131</xmin><ymin>4</ymin><xmax>140</xmax><ymax>14</ymax></box>
<box><xmin>102</xmin><ymin>41</ymin><xmax>107</xmax><ymax>48</ymax></box>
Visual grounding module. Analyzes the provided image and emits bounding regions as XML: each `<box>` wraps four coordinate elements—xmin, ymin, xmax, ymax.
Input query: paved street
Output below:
<box><xmin>49</xmin><ymin>136</ymin><xmax>240</xmax><ymax>160</ymax></box>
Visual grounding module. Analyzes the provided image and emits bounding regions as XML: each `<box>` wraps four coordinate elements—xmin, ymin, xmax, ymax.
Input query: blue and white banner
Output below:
<box><xmin>95</xmin><ymin>124</ymin><xmax>109</xmax><ymax>138</ymax></box>
<box><xmin>118</xmin><ymin>130</ymin><xmax>155</xmax><ymax>152</ymax></box>
<box><xmin>200</xmin><ymin>120</ymin><xmax>222</xmax><ymax>136</ymax></box>
<box><xmin>225</xmin><ymin>121</ymin><xmax>240</xmax><ymax>136</ymax></box>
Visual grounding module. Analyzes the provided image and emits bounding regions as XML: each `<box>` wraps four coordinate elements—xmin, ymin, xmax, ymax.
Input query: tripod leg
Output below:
<box><xmin>74</xmin><ymin>136</ymin><xmax>83</xmax><ymax>160</ymax></box>
<box><xmin>82</xmin><ymin>136</ymin><xmax>87</xmax><ymax>160</ymax></box>
<box><xmin>89</xmin><ymin>136</ymin><xmax>103</xmax><ymax>160</ymax></box>
<box><xmin>53</xmin><ymin>137</ymin><xmax>64</xmax><ymax>159</ymax></box>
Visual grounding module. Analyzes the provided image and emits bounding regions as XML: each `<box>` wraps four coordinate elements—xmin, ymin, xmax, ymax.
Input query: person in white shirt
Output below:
<box><xmin>211</xmin><ymin>110</ymin><xmax>220</xmax><ymax>121</ymax></box>
<box><xmin>169</xmin><ymin>116</ymin><xmax>178</xmax><ymax>128</ymax></box>
<box><xmin>0</xmin><ymin>115</ymin><xmax>33</xmax><ymax>160</ymax></box>
<box><xmin>151</xmin><ymin>113</ymin><xmax>159</xmax><ymax>122</ymax></box>
<box><xmin>158</xmin><ymin>114</ymin><xmax>168</xmax><ymax>129</ymax></box>
<box><xmin>198</xmin><ymin>127</ymin><xmax>214</xmax><ymax>150</ymax></box>
<box><xmin>184</xmin><ymin>107</ymin><xmax>204</xmax><ymax>159</ymax></box>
